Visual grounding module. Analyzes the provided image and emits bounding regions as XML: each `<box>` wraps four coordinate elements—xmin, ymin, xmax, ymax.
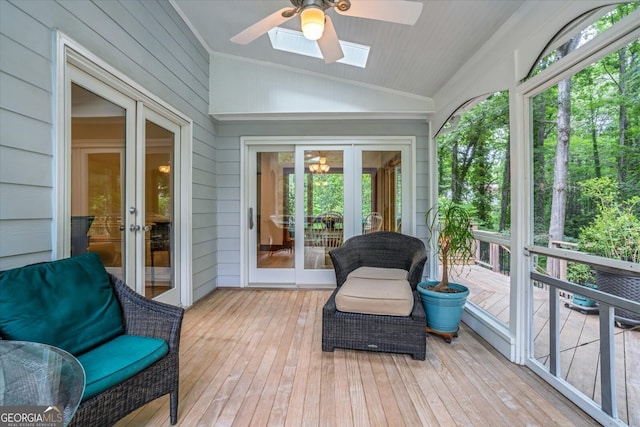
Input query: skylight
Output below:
<box><xmin>267</xmin><ymin>27</ymin><xmax>370</xmax><ymax>68</ymax></box>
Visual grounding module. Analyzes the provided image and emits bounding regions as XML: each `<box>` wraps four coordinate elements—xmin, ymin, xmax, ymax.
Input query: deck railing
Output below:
<box><xmin>464</xmin><ymin>233</ymin><xmax>639</xmax><ymax>425</ymax></box>
<box><xmin>471</xmin><ymin>230</ymin><xmax>511</xmax><ymax>275</ymax></box>
<box><xmin>526</xmin><ymin>245</ymin><xmax>640</xmax><ymax>425</ymax></box>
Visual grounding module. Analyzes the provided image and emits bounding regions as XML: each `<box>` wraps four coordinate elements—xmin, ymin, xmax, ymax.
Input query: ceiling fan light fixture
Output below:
<box><xmin>300</xmin><ymin>7</ymin><xmax>324</xmax><ymax>40</ymax></box>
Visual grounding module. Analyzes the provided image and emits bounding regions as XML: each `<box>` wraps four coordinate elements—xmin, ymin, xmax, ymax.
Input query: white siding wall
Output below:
<box><xmin>215</xmin><ymin>120</ymin><xmax>430</xmax><ymax>287</ymax></box>
<box><xmin>0</xmin><ymin>0</ymin><xmax>217</xmax><ymax>299</ymax></box>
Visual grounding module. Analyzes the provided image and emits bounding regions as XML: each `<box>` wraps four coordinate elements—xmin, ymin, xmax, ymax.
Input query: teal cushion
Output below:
<box><xmin>0</xmin><ymin>253</ymin><xmax>124</xmax><ymax>355</ymax></box>
<box><xmin>78</xmin><ymin>335</ymin><xmax>169</xmax><ymax>400</ymax></box>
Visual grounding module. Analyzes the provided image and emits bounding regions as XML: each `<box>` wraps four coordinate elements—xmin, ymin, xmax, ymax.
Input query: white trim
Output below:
<box><xmin>213</xmin><ymin>112</ymin><xmax>430</xmax><ymax>122</ymax></box>
<box><xmin>168</xmin><ymin>0</ymin><xmax>212</xmax><ymax>53</ymax></box>
<box><xmin>425</xmin><ymin>121</ymin><xmax>439</xmax><ymax>280</ymax></box>
<box><xmin>53</xmin><ymin>30</ymin><xmax>67</xmax><ymax>260</ymax></box>
<box><xmin>511</xmin><ymin>75</ymin><xmax>533</xmax><ymax>365</ymax></box>
<box><xmin>180</xmin><ymin>121</ymin><xmax>194</xmax><ymax>307</ymax></box>
<box><xmin>519</xmin><ymin>11</ymin><xmax>640</xmax><ymax>97</ymax></box>
<box><xmin>462</xmin><ymin>303</ymin><xmax>512</xmax><ymax>357</ymax></box>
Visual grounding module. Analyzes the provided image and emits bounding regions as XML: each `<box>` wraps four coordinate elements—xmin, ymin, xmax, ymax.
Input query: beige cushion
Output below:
<box><xmin>335</xmin><ymin>267</ymin><xmax>413</xmax><ymax>316</ymax></box>
<box><xmin>347</xmin><ymin>266</ymin><xmax>408</xmax><ymax>280</ymax></box>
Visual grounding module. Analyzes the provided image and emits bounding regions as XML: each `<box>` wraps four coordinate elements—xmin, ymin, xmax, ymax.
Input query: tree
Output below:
<box><xmin>437</xmin><ymin>91</ymin><xmax>510</xmax><ymax>231</ymax></box>
<box><xmin>548</xmin><ymin>37</ymin><xmax>580</xmax><ymax>252</ymax></box>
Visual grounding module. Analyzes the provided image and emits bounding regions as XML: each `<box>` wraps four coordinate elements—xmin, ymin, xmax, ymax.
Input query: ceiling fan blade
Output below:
<box><xmin>230</xmin><ymin>8</ymin><xmax>296</xmax><ymax>44</ymax></box>
<box><xmin>336</xmin><ymin>0</ymin><xmax>423</xmax><ymax>25</ymax></box>
<box><xmin>317</xmin><ymin>16</ymin><xmax>344</xmax><ymax>64</ymax></box>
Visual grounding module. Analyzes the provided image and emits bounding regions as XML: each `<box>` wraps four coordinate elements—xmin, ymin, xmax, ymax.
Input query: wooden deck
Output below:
<box><xmin>114</xmin><ymin>287</ymin><xmax>600</xmax><ymax>426</ymax></box>
<box><xmin>452</xmin><ymin>265</ymin><xmax>640</xmax><ymax>426</ymax></box>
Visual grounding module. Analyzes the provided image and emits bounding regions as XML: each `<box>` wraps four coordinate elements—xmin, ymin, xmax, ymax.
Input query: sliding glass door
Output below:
<box><xmin>246</xmin><ymin>140</ymin><xmax>413</xmax><ymax>287</ymax></box>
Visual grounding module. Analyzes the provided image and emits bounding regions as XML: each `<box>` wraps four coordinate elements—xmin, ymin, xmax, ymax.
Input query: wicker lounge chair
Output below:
<box><xmin>322</xmin><ymin>231</ymin><xmax>428</xmax><ymax>360</ymax></box>
<box><xmin>69</xmin><ymin>274</ymin><xmax>184</xmax><ymax>426</ymax></box>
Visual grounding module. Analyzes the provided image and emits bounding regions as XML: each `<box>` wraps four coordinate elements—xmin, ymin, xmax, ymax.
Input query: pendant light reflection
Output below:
<box><xmin>308</xmin><ymin>156</ymin><xmax>330</xmax><ymax>173</ymax></box>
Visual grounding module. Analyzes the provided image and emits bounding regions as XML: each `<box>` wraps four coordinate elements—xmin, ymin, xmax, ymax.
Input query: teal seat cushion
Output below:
<box><xmin>0</xmin><ymin>253</ymin><xmax>124</xmax><ymax>355</ymax></box>
<box><xmin>78</xmin><ymin>335</ymin><xmax>169</xmax><ymax>400</ymax></box>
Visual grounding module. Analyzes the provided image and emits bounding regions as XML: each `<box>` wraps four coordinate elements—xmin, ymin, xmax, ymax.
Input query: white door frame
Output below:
<box><xmin>241</xmin><ymin>136</ymin><xmax>416</xmax><ymax>288</ymax></box>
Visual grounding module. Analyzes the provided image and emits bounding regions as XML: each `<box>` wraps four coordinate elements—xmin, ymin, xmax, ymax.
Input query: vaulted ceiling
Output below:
<box><xmin>171</xmin><ymin>0</ymin><xmax>526</xmax><ymax>98</ymax></box>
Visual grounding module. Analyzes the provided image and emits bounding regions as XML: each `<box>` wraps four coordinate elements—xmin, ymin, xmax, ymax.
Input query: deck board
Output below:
<box><xmin>114</xmin><ymin>287</ymin><xmax>602</xmax><ymax>427</ymax></box>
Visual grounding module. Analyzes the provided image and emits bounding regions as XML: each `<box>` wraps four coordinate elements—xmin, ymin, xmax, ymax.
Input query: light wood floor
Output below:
<box><xmin>115</xmin><ymin>288</ymin><xmax>598</xmax><ymax>426</ymax></box>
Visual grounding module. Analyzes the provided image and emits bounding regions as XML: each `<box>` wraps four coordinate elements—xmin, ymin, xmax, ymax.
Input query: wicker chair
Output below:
<box><xmin>322</xmin><ymin>231</ymin><xmax>428</xmax><ymax>360</ymax></box>
<box><xmin>69</xmin><ymin>274</ymin><xmax>184</xmax><ymax>427</ymax></box>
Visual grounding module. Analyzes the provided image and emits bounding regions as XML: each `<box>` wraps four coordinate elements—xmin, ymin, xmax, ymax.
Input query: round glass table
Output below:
<box><xmin>0</xmin><ymin>340</ymin><xmax>85</xmax><ymax>426</ymax></box>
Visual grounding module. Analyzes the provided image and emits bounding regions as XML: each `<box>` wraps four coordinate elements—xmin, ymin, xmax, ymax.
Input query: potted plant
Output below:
<box><xmin>566</xmin><ymin>262</ymin><xmax>597</xmax><ymax>308</ymax></box>
<box><xmin>417</xmin><ymin>201</ymin><xmax>475</xmax><ymax>341</ymax></box>
<box><xmin>578</xmin><ymin>177</ymin><xmax>640</xmax><ymax>324</ymax></box>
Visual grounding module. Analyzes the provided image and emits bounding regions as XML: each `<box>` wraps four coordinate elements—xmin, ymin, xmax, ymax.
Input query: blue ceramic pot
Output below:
<box><xmin>417</xmin><ymin>280</ymin><xmax>469</xmax><ymax>334</ymax></box>
<box><xmin>572</xmin><ymin>283</ymin><xmax>597</xmax><ymax>307</ymax></box>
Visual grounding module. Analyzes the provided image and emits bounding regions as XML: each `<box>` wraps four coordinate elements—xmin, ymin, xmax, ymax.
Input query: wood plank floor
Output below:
<box><xmin>115</xmin><ymin>288</ymin><xmax>598</xmax><ymax>427</ymax></box>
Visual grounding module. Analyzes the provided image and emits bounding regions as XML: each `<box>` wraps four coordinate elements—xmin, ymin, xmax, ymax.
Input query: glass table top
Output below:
<box><xmin>0</xmin><ymin>340</ymin><xmax>85</xmax><ymax>426</ymax></box>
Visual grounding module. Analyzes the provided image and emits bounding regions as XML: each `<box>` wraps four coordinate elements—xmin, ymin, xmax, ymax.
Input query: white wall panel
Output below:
<box><xmin>210</xmin><ymin>54</ymin><xmax>434</xmax><ymax>120</ymax></box>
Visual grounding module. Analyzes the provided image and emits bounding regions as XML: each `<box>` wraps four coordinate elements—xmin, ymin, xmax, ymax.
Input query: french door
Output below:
<box><xmin>246</xmin><ymin>140</ymin><xmax>413</xmax><ymax>287</ymax></box>
<box><xmin>67</xmin><ymin>66</ymin><xmax>181</xmax><ymax>304</ymax></box>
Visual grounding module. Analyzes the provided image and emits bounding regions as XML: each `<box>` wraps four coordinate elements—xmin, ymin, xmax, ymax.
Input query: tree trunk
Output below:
<box><xmin>534</xmin><ymin>98</ymin><xmax>547</xmax><ymax>227</ymax></box>
<box><xmin>451</xmin><ymin>140</ymin><xmax>460</xmax><ymax>203</ymax></box>
<box><xmin>548</xmin><ymin>37</ymin><xmax>579</xmax><ymax>277</ymax></box>
<box><xmin>590</xmin><ymin>102</ymin><xmax>602</xmax><ymax>178</ymax></box>
<box><xmin>617</xmin><ymin>45</ymin><xmax>628</xmax><ymax>195</ymax></box>
<box><xmin>500</xmin><ymin>130</ymin><xmax>511</xmax><ymax>232</ymax></box>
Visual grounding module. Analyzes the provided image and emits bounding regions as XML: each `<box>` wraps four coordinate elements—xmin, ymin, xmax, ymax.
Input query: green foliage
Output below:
<box><xmin>437</xmin><ymin>91</ymin><xmax>510</xmax><ymax>232</ymax></box>
<box><xmin>304</xmin><ymin>173</ymin><xmax>345</xmax><ymax>216</ymax></box>
<box><xmin>578</xmin><ymin>177</ymin><xmax>640</xmax><ymax>263</ymax></box>
<box><xmin>566</xmin><ymin>262</ymin><xmax>595</xmax><ymax>285</ymax></box>
<box><xmin>426</xmin><ymin>200</ymin><xmax>476</xmax><ymax>291</ymax></box>
<box><xmin>533</xmin><ymin>34</ymin><xmax>640</xmax><ymax>243</ymax></box>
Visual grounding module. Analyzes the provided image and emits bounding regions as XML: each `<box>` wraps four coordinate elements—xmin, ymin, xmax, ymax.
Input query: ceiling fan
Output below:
<box><xmin>230</xmin><ymin>0</ymin><xmax>423</xmax><ymax>64</ymax></box>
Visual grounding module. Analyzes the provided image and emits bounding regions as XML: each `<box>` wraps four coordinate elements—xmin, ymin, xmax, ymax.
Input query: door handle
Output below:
<box><xmin>129</xmin><ymin>224</ymin><xmax>141</xmax><ymax>232</ymax></box>
<box><xmin>249</xmin><ymin>208</ymin><xmax>254</xmax><ymax>230</ymax></box>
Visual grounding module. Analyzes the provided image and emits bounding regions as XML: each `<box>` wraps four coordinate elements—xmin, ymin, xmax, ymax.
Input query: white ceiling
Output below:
<box><xmin>171</xmin><ymin>0</ymin><xmax>526</xmax><ymax>99</ymax></box>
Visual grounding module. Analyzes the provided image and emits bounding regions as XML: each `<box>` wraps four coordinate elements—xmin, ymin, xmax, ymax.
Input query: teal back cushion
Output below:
<box><xmin>0</xmin><ymin>253</ymin><xmax>124</xmax><ymax>355</ymax></box>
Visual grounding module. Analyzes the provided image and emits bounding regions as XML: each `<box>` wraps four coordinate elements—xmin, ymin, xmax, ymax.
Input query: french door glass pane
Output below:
<box><xmin>304</xmin><ymin>150</ymin><xmax>344</xmax><ymax>269</ymax></box>
<box><xmin>70</xmin><ymin>83</ymin><xmax>125</xmax><ymax>279</ymax></box>
<box><xmin>362</xmin><ymin>150</ymin><xmax>402</xmax><ymax>233</ymax></box>
<box><xmin>256</xmin><ymin>152</ymin><xmax>295</xmax><ymax>268</ymax></box>
<box><xmin>144</xmin><ymin>120</ymin><xmax>175</xmax><ymax>298</ymax></box>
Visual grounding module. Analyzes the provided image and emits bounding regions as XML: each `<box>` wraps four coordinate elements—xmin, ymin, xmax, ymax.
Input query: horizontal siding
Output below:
<box><xmin>0</xmin><ymin>72</ymin><xmax>51</xmax><ymax>123</ymax></box>
<box><xmin>0</xmin><ymin>146</ymin><xmax>52</xmax><ymax>186</ymax></box>
<box><xmin>0</xmin><ymin>110</ymin><xmax>52</xmax><ymax>154</ymax></box>
<box><xmin>0</xmin><ymin>0</ymin><xmax>217</xmax><ymax>297</ymax></box>
<box><xmin>0</xmin><ymin>219</ymin><xmax>51</xmax><ymax>257</ymax></box>
<box><xmin>0</xmin><ymin>184</ymin><xmax>52</xmax><ymax>219</ymax></box>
